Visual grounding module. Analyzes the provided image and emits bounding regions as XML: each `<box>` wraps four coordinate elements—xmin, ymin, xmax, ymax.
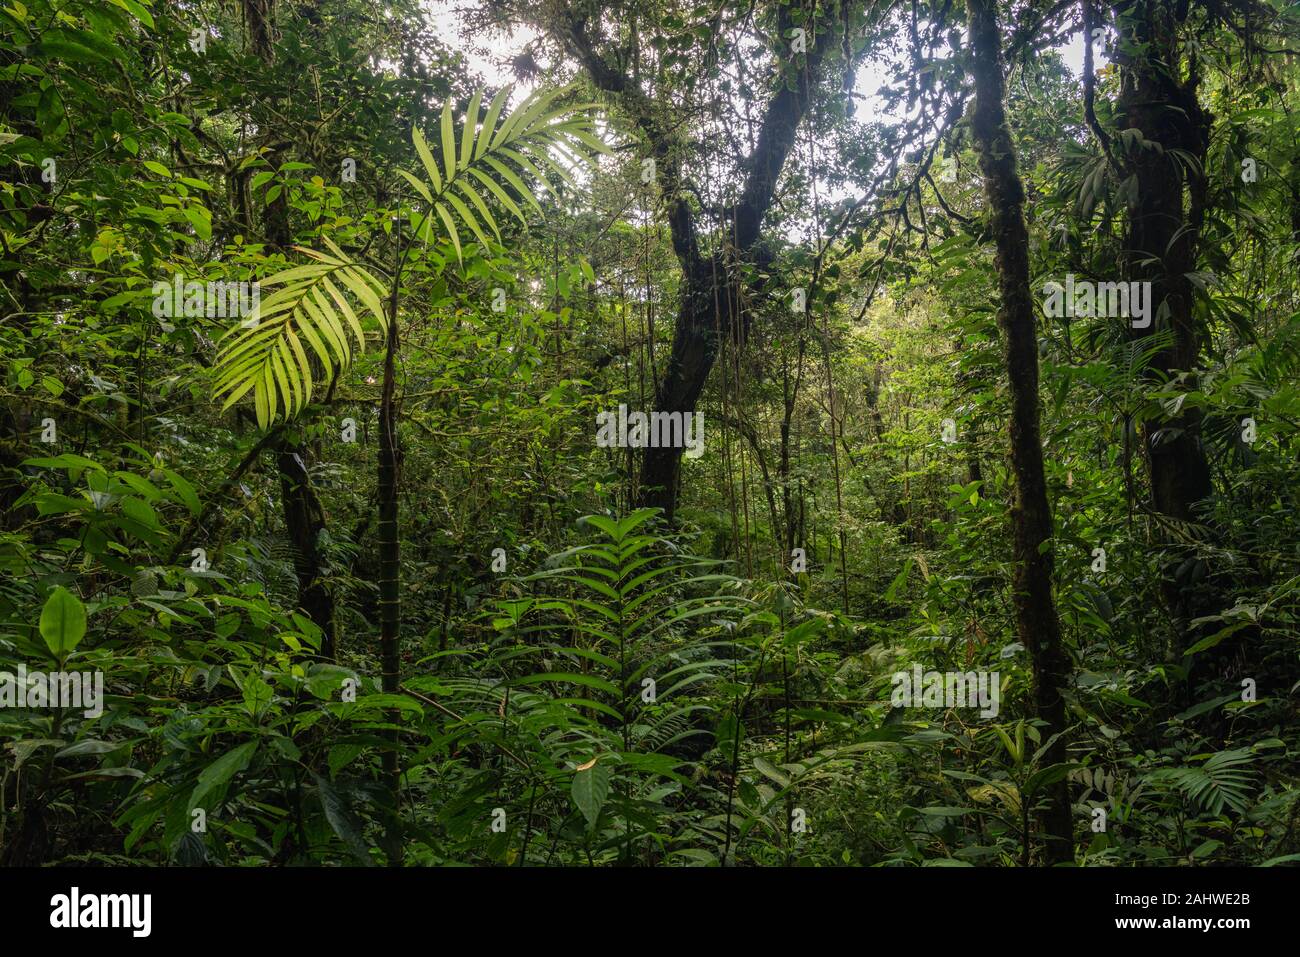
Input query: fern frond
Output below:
<box><xmin>1152</xmin><ymin>748</ymin><xmax>1257</xmax><ymax>816</ymax></box>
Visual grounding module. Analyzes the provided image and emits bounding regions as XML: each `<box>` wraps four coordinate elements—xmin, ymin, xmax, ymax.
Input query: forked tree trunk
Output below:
<box><xmin>637</xmin><ymin>265</ymin><xmax>733</xmax><ymax>517</ymax></box>
<box><xmin>556</xmin><ymin>6</ymin><xmax>866</xmax><ymax>520</ymax></box>
<box><xmin>966</xmin><ymin>0</ymin><xmax>1074</xmax><ymax>865</ymax></box>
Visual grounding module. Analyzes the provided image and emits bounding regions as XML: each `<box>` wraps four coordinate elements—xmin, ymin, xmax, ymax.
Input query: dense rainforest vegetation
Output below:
<box><xmin>1</xmin><ymin>0</ymin><xmax>1298</xmax><ymax>870</ymax></box>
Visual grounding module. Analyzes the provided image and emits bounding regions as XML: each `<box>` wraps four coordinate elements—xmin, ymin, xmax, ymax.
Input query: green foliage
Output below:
<box><xmin>213</xmin><ymin>239</ymin><xmax>390</xmax><ymax>427</ymax></box>
<box><xmin>2</xmin><ymin>0</ymin><xmax>1299</xmax><ymax>871</ymax></box>
<box><xmin>400</xmin><ymin>509</ymin><xmax>751</xmax><ymax>865</ymax></box>
<box><xmin>1151</xmin><ymin>749</ymin><xmax>1258</xmax><ymax>817</ymax></box>
<box><xmin>210</xmin><ymin>85</ymin><xmax>605</xmax><ymax>429</ymax></box>
<box><xmin>402</xmin><ymin>86</ymin><xmax>609</xmax><ymax>262</ymax></box>
<box><xmin>39</xmin><ymin>586</ymin><xmax>86</xmax><ymax>660</ymax></box>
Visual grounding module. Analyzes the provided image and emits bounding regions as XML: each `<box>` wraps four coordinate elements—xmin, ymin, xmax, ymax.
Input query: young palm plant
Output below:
<box><xmin>211</xmin><ymin>84</ymin><xmax>605</xmax><ymax>426</ymax></box>
<box><xmin>209</xmin><ymin>85</ymin><xmax>607</xmax><ymax>856</ymax></box>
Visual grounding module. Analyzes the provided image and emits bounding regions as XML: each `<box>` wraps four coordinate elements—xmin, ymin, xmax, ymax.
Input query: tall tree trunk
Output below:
<box><xmin>637</xmin><ymin>262</ymin><xmax>732</xmax><ymax>516</ymax></box>
<box><xmin>1112</xmin><ymin>0</ymin><xmax>1214</xmax><ymax>652</ymax></box>
<box><xmin>277</xmin><ymin>446</ymin><xmax>335</xmax><ymax>658</ymax></box>
<box><xmin>242</xmin><ymin>0</ymin><xmax>277</xmax><ymax>60</ymax></box>
<box><xmin>244</xmin><ymin>0</ymin><xmax>338</xmax><ymax>655</ymax></box>
<box><xmin>378</xmin><ymin>316</ymin><xmax>401</xmax><ymax>716</ymax></box>
<box><xmin>966</xmin><ymin>0</ymin><xmax>1074</xmax><ymax>865</ymax></box>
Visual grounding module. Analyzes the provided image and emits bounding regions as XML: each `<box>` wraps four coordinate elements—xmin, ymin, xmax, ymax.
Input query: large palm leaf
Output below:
<box><xmin>212</xmin><ymin>236</ymin><xmax>388</xmax><ymax>428</ymax></box>
<box><xmin>398</xmin><ymin>84</ymin><xmax>607</xmax><ymax>264</ymax></box>
<box><xmin>211</xmin><ymin>85</ymin><xmax>607</xmax><ymax>428</ymax></box>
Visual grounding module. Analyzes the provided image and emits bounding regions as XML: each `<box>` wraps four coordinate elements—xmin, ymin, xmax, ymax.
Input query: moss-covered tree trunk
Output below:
<box><xmin>966</xmin><ymin>0</ymin><xmax>1074</xmax><ymax>865</ymax></box>
<box><xmin>1111</xmin><ymin>0</ymin><xmax>1215</xmax><ymax>658</ymax></box>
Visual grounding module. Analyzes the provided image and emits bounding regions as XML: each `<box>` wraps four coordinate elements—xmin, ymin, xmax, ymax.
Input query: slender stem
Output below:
<box><xmin>377</xmin><ymin>223</ymin><xmax>415</xmax><ymax>865</ymax></box>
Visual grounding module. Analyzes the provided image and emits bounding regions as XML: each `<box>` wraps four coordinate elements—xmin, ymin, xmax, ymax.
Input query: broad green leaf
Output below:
<box><xmin>460</xmin><ymin>88</ymin><xmax>483</xmax><ymax>170</ymax></box>
<box><xmin>433</xmin><ymin>202</ymin><xmax>463</xmax><ymax>264</ymax></box>
<box><xmin>40</xmin><ymin>586</ymin><xmax>87</xmax><ymax>658</ymax></box>
<box><xmin>109</xmin><ymin>0</ymin><xmax>156</xmax><ymax>28</ymax></box>
<box><xmin>753</xmin><ymin>756</ymin><xmax>791</xmax><ymax>788</ymax></box>
<box><xmin>313</xmin><ymin>772</ymin><xmax>376</xmax><ymax>866</ymax></box>
<box><xmin>476</xmin><ymin>87</ymin><xmax>511</xmax><ymax>159</ymax></box>
<box><xmin>189</xmin><ymin>741</ymin><xmax>258</xmax><ymax>810</ymax></box>
<box><xmin>571</xmin><ymin>762</ymin><xmax>610</xmax><ymax>826</ymax></box>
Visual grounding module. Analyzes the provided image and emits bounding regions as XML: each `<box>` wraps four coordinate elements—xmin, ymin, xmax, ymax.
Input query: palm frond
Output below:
<box><xmin>404</xmin><ymin>84</ymin><xmax>609</xmax><ymax>263</ymax></box>
<box><xmin>212</xmin><ymin>238</ymin><xmax>388</xmax><ymax>429</ymax></box>
<box><xmin>211</xmin><ymin>85</ymin><xmax>604</xmax><ymax>427</ymax></box>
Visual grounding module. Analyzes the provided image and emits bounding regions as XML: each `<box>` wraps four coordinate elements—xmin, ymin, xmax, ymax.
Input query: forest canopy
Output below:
<box><xmin>1</xmin><ymin>0</ymin><xmax>1299</xmax><ymax>872</ymax></box>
